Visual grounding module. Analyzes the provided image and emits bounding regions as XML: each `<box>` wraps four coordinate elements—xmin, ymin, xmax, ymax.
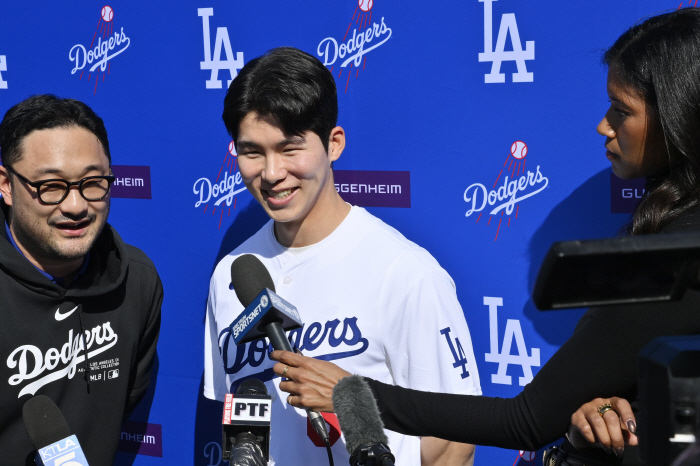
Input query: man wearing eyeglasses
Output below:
<box><xmin>0</xmin><ymin>94</ymin><xmax>162</xmax><ymax>465</ymax></box>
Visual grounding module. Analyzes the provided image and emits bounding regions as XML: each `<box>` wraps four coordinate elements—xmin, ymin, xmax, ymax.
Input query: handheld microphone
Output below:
<box><xmin>229</xmin><ymin>254</ymin><xmax>331</xmax><ymax>444</ymax></box>
<box><xmin>23</xmin><ymin>395</ymin><xmax>90</xmax><ymax>466</ymax></box>
<box><xmin>223</xmin><ymin>378</ymin><xmax>271</xmax><ymax>463</ymax></box>
<box><xmin>333</xmin><ymin>375</ymin><xmax>395</xmax><ymax>466</ymax></box>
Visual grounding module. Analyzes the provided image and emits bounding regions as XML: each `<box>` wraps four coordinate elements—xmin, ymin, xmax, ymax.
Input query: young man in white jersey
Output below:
<box><xmin>203</xmin><ymin>47</ymin><xmax>481</xmax><ymax>466</ymax></box>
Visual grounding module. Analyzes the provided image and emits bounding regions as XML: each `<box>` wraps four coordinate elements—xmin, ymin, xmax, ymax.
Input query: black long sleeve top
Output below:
<box><xmin>365</xmin><ymin>206</ymin><xmax>700</xmax><ymax>465</ymax></box>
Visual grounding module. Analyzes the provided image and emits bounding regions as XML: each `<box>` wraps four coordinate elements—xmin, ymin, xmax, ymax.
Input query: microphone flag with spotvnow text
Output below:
<box><xmin>228</xmin><ymin>286</ymin><xmax>303</xmax><ymax>346</ymax></box>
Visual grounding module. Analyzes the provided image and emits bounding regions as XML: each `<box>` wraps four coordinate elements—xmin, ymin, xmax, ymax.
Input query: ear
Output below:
<box><xmin>328</xmin><ymin>126</ymin><xmax>346</xmax><ymax>163</ymax></box>
<box><xmin>0</xmin><ymin>166</ymin><xmax>13</xmax><ymax>206</ymax></box>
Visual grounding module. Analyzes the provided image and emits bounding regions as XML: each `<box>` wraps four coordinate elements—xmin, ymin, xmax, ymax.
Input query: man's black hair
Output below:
<box><xmin>0</xmin><ymin>94</ymin><xmax>111</xmax><ymax>167</ymax></box>
<box><xmin>222</xmin><ymin>47</ymin><xmax>338</xmax><ymax>152</ymax></box>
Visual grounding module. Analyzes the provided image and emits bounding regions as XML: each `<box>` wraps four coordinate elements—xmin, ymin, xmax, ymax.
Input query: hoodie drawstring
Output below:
<box><xmin>79</xmin><ymin>308</ymin><xmax>91</xmax><ymax>394</ymax></box>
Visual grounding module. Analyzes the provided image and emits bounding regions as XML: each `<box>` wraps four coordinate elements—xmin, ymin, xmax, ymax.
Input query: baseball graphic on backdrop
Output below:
<box><xmin>228</xmin><ymin>141</ymin><xmax>237</xmax><ymax>156</ymax></box>
<box><xmin>511</xmin><ymin>140</ymin><xmax>528</xmax><ymax>159</ymax></box>
<box><xmin>519</xmin><ymin>451</ymin><xmax>536</xmax><ymax>462</ymax></box>
<box><xmin>101</xmin><ymin>5</ymin><xmax>114</xmax><ymax>22</ymax></box>
<box><xmin>359</xmin><ymin>0</ymin><xmax>374</xmax><ymax>12</ymax></box>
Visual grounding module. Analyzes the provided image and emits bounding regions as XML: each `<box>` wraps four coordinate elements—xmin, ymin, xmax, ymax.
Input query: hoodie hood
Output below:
<box><xmin>0</xmin><ymin>199</ymin><xmax>128</xmax><ymax>299</ymax></box>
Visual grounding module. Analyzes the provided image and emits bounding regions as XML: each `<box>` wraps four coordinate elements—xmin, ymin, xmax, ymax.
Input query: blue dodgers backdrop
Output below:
<box><xmin>0</xmin><ymin>1</ymin><xmax>687</xmax><ymax>464</ymax></box>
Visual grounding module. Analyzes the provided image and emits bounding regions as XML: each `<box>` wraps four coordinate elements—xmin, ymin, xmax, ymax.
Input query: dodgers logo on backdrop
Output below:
<box><xmin>68</xmin><ymin>6</ymin><xmax>131</xmax><ymax>94</ymax></box>
<box><xmin>193</xmin><ymin>142</ymin><xmax>247</xmax><ymax>229</ymax></box>
<box><xmin>198</xmin><ymin>8</ymin><xmax>245</xmax><ymax>89</ymax></box>
<box><xmin>317</xmin><ymin>0</ymin><xmax>392</xmax><ymax>92</ymax></box>
<box><xmin>0</xmin><ymin>54</ymin><xmax>7</xmax><ymax>89</ymax></box>
<box><xmin>478</xmin><ymin>0</ymin><xmax>534</xmax><ymax>83</ymax></box>
<box><xmin>463</xmin><ymin>141</ymin><xmax>549</xmax><ymax>240</ymax></box>
<box><xmin>483</xmin><ymin>297</ymin><xmax>540</xmax><ymax>387</ymax></box>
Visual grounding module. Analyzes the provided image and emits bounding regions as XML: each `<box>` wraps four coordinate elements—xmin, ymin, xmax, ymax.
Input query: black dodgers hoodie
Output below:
<box><xmin>0</xmin><ymin>201</ymin><xmax>162</xmax><ymax>465</ymax></box>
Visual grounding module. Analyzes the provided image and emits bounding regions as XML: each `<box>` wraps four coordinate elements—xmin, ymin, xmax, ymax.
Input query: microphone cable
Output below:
<box><xmin>325</xmin><ymin>437</ymin><xmax>335</xmax><ymax>466</ymax></box>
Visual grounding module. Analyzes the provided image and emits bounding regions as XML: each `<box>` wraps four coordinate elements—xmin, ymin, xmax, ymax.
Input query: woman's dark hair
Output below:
<box><xmin>222</xmin><ymin>47</ymin><xmax>338</xmax><ymax>152</ymax></box>
<box><xmin>604</xmin><ymin>8</ymin><xmax>700</xmax><ymax>234</ymax></box>
<box><xmin>0</xmin><ymin>94</ymin><xmax>111</xmax><ymax>167</ymax></box>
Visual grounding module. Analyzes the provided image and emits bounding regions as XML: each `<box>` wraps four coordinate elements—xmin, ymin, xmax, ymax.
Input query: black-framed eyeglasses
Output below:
<box><xmin>6</xmin><ymin>167</ymin><xmax>116</xmax><ymax>205</ymax></box>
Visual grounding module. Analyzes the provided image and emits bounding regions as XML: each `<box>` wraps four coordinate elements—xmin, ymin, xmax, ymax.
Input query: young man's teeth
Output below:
<box><xmin>273</xmin><ymin>189</ymin><xmax>293</xmax><ymax>199</ymax></box>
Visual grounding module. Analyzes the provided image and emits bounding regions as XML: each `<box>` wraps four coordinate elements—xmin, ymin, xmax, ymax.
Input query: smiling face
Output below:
<box><xmin>0</xmin><ymin>126</ymin><xmax>111</xmax><ymax>276</ymax></box>
<box><xmin>236</xmin><ymin>112</ymin><xmax>348</xmax><ymax>247</ymax></box>
<box><xmin>597</xmin><ymin>69</ymin><xmax>668</xmax><ymax>179</ymax></box>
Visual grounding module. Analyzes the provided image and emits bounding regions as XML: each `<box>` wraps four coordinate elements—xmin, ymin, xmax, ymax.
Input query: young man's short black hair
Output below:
<box><xmin>222</xmin><ymin>47</ymin><xmax>338</xmax><ymax>152</ymax></box>
<box><xmin>0</xmin><ymin>94</ymin><xmax>111</xmax><ymax>167</ymax></box>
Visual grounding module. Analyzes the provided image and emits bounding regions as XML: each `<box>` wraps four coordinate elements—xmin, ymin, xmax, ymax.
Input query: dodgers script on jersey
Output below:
<box><xmin>204</xmin><ymin>207</ymin><xmax>481</xmax><ymax>466</ymax></box>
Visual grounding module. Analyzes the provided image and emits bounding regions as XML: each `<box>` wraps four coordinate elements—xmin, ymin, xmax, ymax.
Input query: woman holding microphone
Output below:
<box><xmin>271</xmin><ymin>8</ymin><xmax>700</xmax><ymax>465</ymax></box>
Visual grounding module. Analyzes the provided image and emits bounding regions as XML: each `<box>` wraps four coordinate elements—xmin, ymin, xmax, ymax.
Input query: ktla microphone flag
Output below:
<box><xmin>0</xmin><ymin>1</ymin><xmax>679</xmax><ymax>464</ymax></box>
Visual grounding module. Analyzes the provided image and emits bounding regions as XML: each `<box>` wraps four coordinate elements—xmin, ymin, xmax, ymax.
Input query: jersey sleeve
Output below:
<box><xmin>379</xmin><ymin>249</ymin><xmax>481</xmax><ymax>397</ymax></box>
<box><xmin>204</xmin><ymin>270</ymin><xmax>229</xmax><ymax>401</ymax></box>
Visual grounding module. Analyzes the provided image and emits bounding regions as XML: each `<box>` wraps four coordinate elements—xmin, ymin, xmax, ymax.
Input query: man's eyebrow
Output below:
<box><xmin>236</xmin><ymin>140</ymin><xmax>262</xmax><ymax>150</ymax></box>
<box><xmin>34</xmin><ymin>164</ymin><xmax>107</xmax><ymax>177</ymax></box>
<box><xmin>35</xmin><ymin>168</ymin><xmax>63</xmax><ymax>175</ymax></box>
<box><xmin>237</xmin><ymin>136</ymin><xmax>307</xmax><ymax>151</ymax></box>
<box><xmin>277</xmin><ymin>136</ymin><xmax>306</xmax><ymax>147</ymax></box>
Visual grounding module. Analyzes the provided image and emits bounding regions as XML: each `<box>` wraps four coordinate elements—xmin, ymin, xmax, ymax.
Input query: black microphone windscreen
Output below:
<box><xmin>236</xmin><ymin>378</ymin><xmax>269</xmax><ymax>396</ymax></box>
<box><xmin>230</xmin><ymin>254</ymin><xmax>276</xmax><ymax>307</ymax></box>
<box><xmin>22</xmin><ymin>395</ymin><xmax>71</xmax><ymax>449</ymax></box>
<box><xmin>332</xmin><ymin>374</ymin><xmax>389</xmax><ymax>454</ymax></box>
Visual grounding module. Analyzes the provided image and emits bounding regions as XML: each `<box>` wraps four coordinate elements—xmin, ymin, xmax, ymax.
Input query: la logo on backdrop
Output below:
<box><xmin>317</xmin><ymin>0</ymin><xmax>393</xmax><ymax>92</ymax></box>
<box><xmin>463</xmin><ymin>141</ymin><xmax>549</xmax><ymax>240</ymax></box>
<box><xmin>484</xmin><ymin>296</ymin><xmax>541</xmax><ymax>464</ymax></box>
<box><xmin>68</xmin><ymin>6</ymin><xmax>131</xmax><ymax>95</ymax></box>
<box><xmin>198</xmin><ymin>8</ymin><xmax>244</xmax><ymax>89</ymax></box>
<box><xmin>479</xmin><ymin>0</ymin><xmax>534</xmax><ymax>83</ymax></box>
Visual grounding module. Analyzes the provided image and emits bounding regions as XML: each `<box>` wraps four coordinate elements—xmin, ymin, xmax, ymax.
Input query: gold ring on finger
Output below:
<box><xmin>282</xmin><ymin>365</ymin><xmax>290</xmax><ymax>377</ymax></box>
<box><xmin>597</xmin><ymin>403</ymin><xmax>616</xmax><ymax>417</ymax></box>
